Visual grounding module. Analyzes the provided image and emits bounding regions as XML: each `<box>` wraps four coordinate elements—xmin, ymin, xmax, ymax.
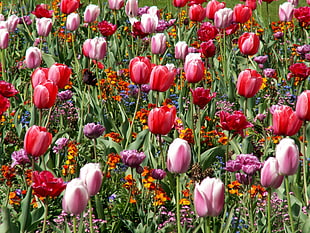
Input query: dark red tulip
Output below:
<box><xmin>148</xmin><ymin>105</ymin><xmax>177</xmax><ymax>135</ymax></box>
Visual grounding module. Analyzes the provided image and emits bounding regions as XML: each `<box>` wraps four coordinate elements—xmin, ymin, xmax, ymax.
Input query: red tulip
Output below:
<box><xmin>129</xmin><ymin>56</ymin><xmax>152</xmax><ymax>85</ymax></box>
<box><xmin>24</xmin><ymin>125</ymin><xmax>53</xmax><ymax>157</ymax></box>
<box><xmin>48</xmin><ymin>63</ymin><xmax>72</xmax><ymax>89</ymax></box>
<box><xmin>0</xmin><ymin>94</ymin><xmax>10</xmax><ymax>115</ymax></box>
<box><xmin>0</xmin><ymin>80</ymin><xmax>18</xmax><ymax>97</ymax></box>
<box><xmin>60</xmin><ymin>0</ymin><xmax>80</xmax><ymax>14</ymax></box>
<box><xmin>245</xmin><ymin>0</ymin><xmax>257</xmax><ymax>10</ymax></box>
<box><xmin>289</xmin><ymin>63</ymin><xmax>310</xmax><ymax>79</ymax></box>
<box><xmin>294</xmin><ymin>6</ymin><xmax>310</xmax><ymax>27</ymax></box>
<box><xmin>189</xmin><ymin>4</ymin><xmax>206</xmax><ymax>22</ymax></box>
<box><xmin>271</xmin><ymin>105</ymin><xmax>302</xmax><ymax>136</ymax></box>
<box><xmin>149</xmin><ymin>64</ymin><xmax>176</xmax><ymax>92</ymax></box>
<box><xmin>31</xmin><ymin>4</ymin><xmax>54</xmax><ymax>18</ymax></box>
<box><xmin>98</xmin><ymin>21</ymin><xmax>117</xmax><ymax>37</ymax></box>
<box><xmin>33</xmin><ymin>81</ymin><xmax>58</xmax><ymax>109</ymax></box>
<box><xmin>200</xmin><ymin>40</ymin><xmax>216</xmax><ymax>58</ymax></box>
<box><xmin>296</xmin><ymin>90</ymin><xmax>310</xmax><ymax>121</ymax></box>
<box><xmin>31</xmin><ymin>67</ymin><xmax>49</xmax><ymax>88</ymax></box>
<box><xmin>238</xmin><ymin>32</ymin><xmax>260</xmax><ymax>56</ymax></box>
<box><xmin>197</xmin><ymin>22</ymin><xmax>219</xmax><ymax>42</ymax></box>
<box><xmin>148</xmin><ymin>105</ymin><xmax>177</xmax><ymax>135</ymax></box>
<box><xmin>184</xmin><ymin>53</ymin><xmax>205</xmax><ymax>83</ymax></box>
<box><xmin>173</xmin><ymin>0</ymin><xmax>187</xmax><ymax>8</ymax></box>
<box><xmin>233</xmin><ymin>4</ymin><xmax>252</xmax><ymax>24</ymax></box>
<box><xmin>32</xmin><ymin>170</ymin><xmax>66</xmax><ymax>197</ymax></box>
<box><xmin>191</xmin><ymin>87</ymin><xmax>216</xmax><ymax>109</ymax></box>
<box><xmin>205</xmin><ymin>0</ymin><xmax>226</xmax><ymax>20</ymax></box>
<box><xmin>236</xmin><ymin>69</ymin><xmax>262</xmax><ymax>98</ymax></box>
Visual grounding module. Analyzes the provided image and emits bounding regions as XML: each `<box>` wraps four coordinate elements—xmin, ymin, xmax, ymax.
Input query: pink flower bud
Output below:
<box><xmin>151</xmin><ymin>33</ymin><xmax>166</xmax><ymax>55</ymax></box>
<box><xmin>66</xmin><ymin>13</ymin><xmax>80</xmax><ymax>31</ymax></box>
<box><xmin>279</xmin><ymin>2</ymin><xmax>294</xmax><ymax>22</ymax></box>
<box><xmin>25</xmin><ymin>47</ymin><xmax>42</xmax><ymax>69</ymax></box>
<box><xmin>140</xmin><ymin>13</ymin><xmax>158</xmax><ymax>33</ymax></box>
<box><xmin>214</xmin><ymin>8</ymin><xmax>233</xmax><ymax>28</ymax></box>
<box><xmin>33</xmin><ymin>81</ymin><xmax>58</xmax><ymax>109</ymax></box>
<box><xmin>48</xmin><ymin>63</ymin><xmax>72</xmax><ymax>89</ymax></box>
<box><xmin>238</xmin><ymin>32</ymin><xmax>260</xmax><ymax>56</ymax></box>
<box><xmin>108</xmin><ymin>0</ymin><xmax>124</xmax><ymax>10</ymax></box>
<box><xmin>296</xmin><ymin>90</ymin><xmax>310</xmax><ymax>121</ymax></box>
<box><xmin>82</xmin><ymin>37</ymin><xmax>107</xmax><ymax>60</ymax></box>
<box><xmin>261</xmin><ymin>157</ymin><xmax>284</xmax><ymax>189</ymax></box>
<box><xmin>236</xmin><ymin>69</ymin><xmax>262</xmax><ymax>98</ymax></box>
<box><xmin>129</xmin><ymin>56</ymin><xmax>152</xmax><ymax>84</ymax></box>
<box><xmin>184</xmin><ymin>53</ymin><xmax>205</xmax><ymax>83</ymax></box>
<box><xmin>36</xmin><ymin>17</ymin><xmax>52</xmax><ymax>37</ymax></box>
<box><xmin>167</xmin><ymin>138</ymin><xmax>191</xmax><ymax>173</ymax></box>
<box><xmin>276</xmin><ymin>138</ymin><xmax>299</xmax><ymax>176</ymax></box>
<box><xmin>125</xmin><ymin>0</ymin><xmax>138</xmax><ymax>17</ymax></box>
<box><xmin>31</xmin><ymin>67</ymin><xmax>49</xmax><ymax>88</ymax></box>
<box><xmin>7</xmin><ymin>15</ymin><xmax>19</xmax><ymax>32</ymax></box>
<box><xmin>84</xmin><ymin>4</ymin><xmax>100</xmax><ymax>23</ymax></box>
<box><xmin>0</xmin><ymin>28</ymin><xmax>9</xmax><ymax>49</ymax></box>
<box><xmin>79</xmin><ymin>163</ymin><xmax>103</xmax><ymax>196</ymax></box>
<box><xmin>175</xmin><ymin>41</ymin><xmax>189</xmax><ymax>60</ymax></box>
<box><xmin>206</xmin><ymin>0</ymin><xmax>226</xmax><ymax>20</ymax></box>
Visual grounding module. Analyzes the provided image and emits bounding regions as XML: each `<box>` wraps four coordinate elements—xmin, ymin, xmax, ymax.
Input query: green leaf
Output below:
<box><xmin>0</xmin><ymin>207</ymin><xmax>19</xmax><ymax>233</ymax></box>
<box><xmin>42</xmin><ymin>53</ymin><xmax>56</xmax><ymax>67</ymax></box>
<box><xmin>201</xmin><ymin>146</ymin><xmax>225</xmax><ymax>170</ymax></box>
<box><xmin>18</xmin><ymin>187</ymin><xmax>32</xmax><ymax>232</ymax></box>
<box><xmin>128</xmin><ymin>129</ymin><xmax>149</xmax><ymax>150</ymax></box>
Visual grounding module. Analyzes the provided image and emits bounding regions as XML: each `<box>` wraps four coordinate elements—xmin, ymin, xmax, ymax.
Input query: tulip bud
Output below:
<box><xmin>31</xmin><ymin>67</ymin><xmax>49</xmax><ymax>88</ymax></box>
<box><xmin>7</xmin><ymin>15</ymin><xmax>19</xmax><ymax>32</ymax></box>
<box><xmin>194</xmin><ymin>177</ymin><xmax>224</xmax><ymax>217</ymax></box>
<box><xmin>167</xmin><ymin>138</ymin><xmax>191</xmax><ymax>173</ymax></box>
<box><xmin>48</xmin><ymin>63</ymin><xmax>72</xmax><ymax>89</ymax></box>
<box><xmin>79</xmin><ymin>163</ymin><xmax>103</xmax><ymax>196</ymax></box>
<box><xmin>66</xmin><ymin>13</ymin><xmax>80</xmax><ymax>31</ymax></box>
<box><xmin>25</xmin><ymin>47</ymin><xmax>42</xmax><ymax>69</ymax></box>
<box><xmin>214</xmin><ymin>8</ymin><xmax>233</xmax><ymax>28</ymax></box>
<box><xmin>148</xmin><ymin>105</ymin><xmax>177</xmax><ymax>135</ymax></box>
<box><xmin>236</xmin><ymin>69</ymin><xmax>262</xmax><ymax>98</ymax></box>
<box><xmin>296</xmin><ymin>90</ymin><xmax>310</xmax><ymax>121</ymax></box>
<box><xmin>260</xmin><ymin>157</ymin><xmax>284</xmax><ymax>189</ymax></box>
<box><xmin>245</xmin><ymin>0</ymin><xmax>257</xmax><ymax>10</ymax></box>
<box><xmin>149</xmin><ymin>64</ymin><xmax>176</xmax><ymax>92</ymax></box>
<box><xmin>206</xmin><ymin>0</ymin><xmax>226</xmax><ymax>20</ymax></box>
<box><xmin>33</xmin><ymin>81</ymin><xmax>58</xmax><ymax>109</ymax></box>
<box><xmin>62</xmin><ymin>178</ymin><xmax>89</xmax><ymax>215</ymax></box>
<box><xmin>184</xmin><ymin>53</ymin><xmax>205</xmax><ymax>83</ymax></box>
<box><xmin>125</xmin><ymin>0</ymin><xmax>138</xmax><ymax>18</ymax></box>
<box><xmin>108</xmin><ymin>0</ymin><xmax>125</xmax><ymax>10</ymax></box>
<box><xmin>82</xmin><ymin>37</ymin><xmax>107</xmax><ymax>60</ymax></box>
<box><xmin>83</xmin><ymin>123</ymin><xmax>105</xmax><ymax>139</ymax></box>
<box><xmin>238</xmin><ymin>32</ymin><xmax>260</xmax><ymax>56</ymax></box>
<box><xmin>129</xmin><ymin>56</ymin><xmax>152</xmax><ymax>85</ymax></box>
<box><xmin>140</xmin><ymin>13</ymin><xmax>158</xmax><ymax>34</ymax></box>
<box><xmin>151</xmin><ymin>169</ymin><xmax>166</xmax><ymax>180</ymax></box>
<box><xmin>24</xmin><ymin>125</ymin><xmax>52</xmax><ymax>157</ymax></box>
<box><xmin>84</xmin><ymin>4</ymin><xmax>100</xmax><ymax>23</ymax></box>
<box><xmin>173</xmin><ymin>0</ymin><xmax>187</xmax><ymax>8</ymax></box>
<box><xmin>191</xmin><ymin>87</ymin><xmax>216</xmax><ymax>109</ymax></box>
<box><xmin>233</xmin><ymin>4</ymin><xmax>252</xmax><ymax>24</ymax></box>
<box><xmin>151</xmin><ymin>33</ymin><xmax>167</xmax><ymax>55</ymax></box>
<box><xmin>60</xmin><ymin>0</ymin><xmax>80</xmax><ymax>14</ymax></box>
<box><xmin>120</xmin><ymin>149</ymin><xmax>146</xmax><ymax>168</ymax></box>
<box><xmin>276</xmin><ymin>138</ymin><xmax>299</xmax><ymax>176</ymax></box>
<box><xmin>36</xmin><ymin>17</ymin><xmax>52</xmax><ymax>37</ymax></box>
<box><xmin>189</xmin><ymin>4</ymin><xmax>206</xmax><ymax>22</ymax></box>
<box><xmin>279</xmin><ymin>2</ymin><xmax>294</xmax><ymax>21</ymax></box>
<box><xmin>175</xmin><ymin>41</ymin><xmax>189</xmax><ymax>60</ymax></box>
<box><xmin>0</xmin><ymin>28</ymin><xmax>9</xmax><ymax>49</ymax></box>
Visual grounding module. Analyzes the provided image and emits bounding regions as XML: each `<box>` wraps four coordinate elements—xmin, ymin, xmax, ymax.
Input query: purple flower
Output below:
<box><xmin>297</xmin><ymin>44</ymin><xmax>310</xmax><ymax>54</ymax></box>
<box><xmin>225</xmin><ymin>154</ymin><xmax>262</xmax><ymax>175</ymax></box>
<box><xmin>141</xmin><ymin>84</ymin><xmax>150</xmax><ymax>93</ymax></box>
<box><xmin>273</xmin><ymin>32</ymin><xmax>284</xmax><ymax>39</ymax></box>
<box><xmin>253</xmin><ymin>55</ymin><xmax>268</xmax><ymax>64</ymax></box>
<box><xmin>11</xmin><ymin>149</ymin><xmax>31</xmax><ymax>167</ymax></box>
<box><xmin>263</xmin><ymin>68</ymin><xmax>276</xmax><ymax>78</ymax></box>
<box><xmin>235</xmin><ymin>173</ymin><xmax>252</xmax><ymax>185</ymax></box>
<box><xmin>151</xmin><ymin>169</ymin><xmax>166</xmax><ymax>180</ymax></box>
<box><xmin>83</xmin><ymin>123</ymin><xmax>105</xmax><ymax>139</ymax></box>
<box><xmin>138</xmin><ymin>6</ymin><xmax>150</xmax><ymax>15</ymax></box>
<box><xmin>58</xmin><ymin>90</ymin><xmax>73</xmax><ymax>100</ymax></box>
<box><xmin>120</xmin><ymin>149</ymin><xmax>146</xmax><ymax>168</ymax></box>
<box><xmin>53</xmin><ymin>138</ymin><xmax>69</xmax><ymax>153</ymax></box>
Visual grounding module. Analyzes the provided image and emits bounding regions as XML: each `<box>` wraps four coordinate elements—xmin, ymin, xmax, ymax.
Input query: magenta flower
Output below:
<box><xmin>120</xmin><ymin>149</ymin><xmax>146</xmax><ymax>168</ymax></box>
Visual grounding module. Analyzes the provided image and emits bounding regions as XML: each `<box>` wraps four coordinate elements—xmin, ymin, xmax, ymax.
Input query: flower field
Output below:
<box><xmin>0</xmin><ymin>0</ymin><xmax>310</xmax><ymax>232</ymax></box>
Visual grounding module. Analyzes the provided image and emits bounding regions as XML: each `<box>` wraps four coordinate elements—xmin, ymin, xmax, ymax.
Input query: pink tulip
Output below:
<box><xmin>167</xmin><ymin>138</ymin><xmax>191</xmax><ymax>173</ymax></box>
<box><xmin>31</xmin><ymin>67</ymin><xmax>49</xmax><ymax>88</ymax></box>
<box><xmin>48</xmin><ymin>63</ymin><xmax>72</xmax><ymax>89</ymax></box>
<box><xmin>36</xmin><ymin>17</ymin><xmax>52</xmax><ymax>37</ymax></box>
<box><xmin>238</xmin><ymin>32</ymin><xmax>260</xmax><ymax>56</ymax></box>
<box><xmin>66</xmin><ymin>13</ymin><xmax>80</xmax><ymax>31</ymax></box>
<box><xmin>25</xmin><ymin>47</ymin><xmax>42</xmax><ymax>69</ymax></box>
<box><xmin>140</xmin><ymin>13</ymin><xmax>158</xmax><ymax>33</ymax></box>
<box><xmin>62</xmin><ymin>178</ymin><xmax>89</xmax><ymax>215</ymax></box>
<box><xmin>24</xmin><ymin>125</ymin><xmax>52</xmax><ymax>157</ymax></box>
<box><xmin>245</xmin><ymin>0</ymin><xmax>257</xmax><ymax>10</ymax></box>
<box><xmin>129</xmin><ymin>56</ymin><xmax>152</xmax><ymax>85</ymax></box>
<box><xmin>33</xmin><ymin>81</ymin><xmax>58</xmax><ymax>109</ymax></box>
<box><xmin>189</xmin><ymin>4</ymin><xmax>206</xmax><ymax>22</ymax></box>
<box><xmin>125</xmin><ymin>0</ymin><xmax>138</xmax><ymax>17</ymax></box>
<box><xmin>236</xmin><ymin>69</ymin><xmax>262</xmax><ymax>98</ymax></box>
<box><xmin>276</xmin><ymin>138</ymin><xmax>299</xmax><ymax>176</ymax></box>
<box><xmin>84</xmin><ymin>4</ymin><xmax>100</xmax><ymax>23</ymax></box>
<box><xmin>173</xmin><ymin>0</ymin><xmax>187</xmax><ymax>8</ymax></box>
<box><xmin>194</xmin><ymin>177</ymin><xmax>224</xmax><ymax>217</ymax></box>
<box><xmin>7</xmin><ymin>15</ymin><xmax>19</xmax><ymax>32</ymax></box>
<box><xmin>296</xmin><ymin>90</ymin><xmax>310</xmax><ymax>121</ymax></box>
<box><xmin>184</xmin><ymin>53</ymin><xmax>205</xmax><ymax>83</ymax></box>
<box><xmin>108</xmin><ymin>0</ymin><xmax>124</xmax><ymax>10</ymax></box>
<box><xmin>279</xmin><ymin>2</ymin><xmax>294</xmax><ymax>21</ymax></box>
<box><xmin>175</xmin><ymin>41</ymin><xmax>189</xmax><ymax>60</ymax></box>
<box><xmin>148</xmin><ymin>105</ymin><xmax>176</xmax><ymax>135</ymax></box>
<box><xmin>0</xmin><ymin>28</ymin><xmax>9</xmax><ymax>49</ymax></box>
<box><xmin>150</xmin><ymin>64</ymin><xmax>176</xmax><ymax>92</ymax></box>
<box><xmin>260</xmin><ymin>157</ymin><xmax>284</xmax><ymax>189</ymax></box>
<box><xmin>151</xmin><ymin>33</ymin><xmax>166</xmax><ymax>55</ymax></box>
<box><xmin>214</xmin><ymin>8</ymin><xmax>233</xmax><ymax>28</ymax></box>
<box><xmin>233</xmin><ymin>4</ymin><xmax>252</xmax><ymax>24</ymax></box>
<box><xmin>205</xmin><ymin>0</ymin><xmax>226</xmax><ymax>20</ymax></box>
<box><xmin>82</xmin><ymin>37</ymin><xmax>107</xmax><ymax>60</ymax></box>
<box><xmin>79</xmin><ymin>163</ymin><xmax>103</xmax><ymax>196</ymax></box>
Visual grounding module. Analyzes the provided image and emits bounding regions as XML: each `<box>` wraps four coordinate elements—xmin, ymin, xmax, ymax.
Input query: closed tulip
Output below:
<box><xmin>206</xmin><ymin>0</ymin><xmax>226</xmax><ymax>20</ymax></box>
<box><xmin>233</xmin><ymin>4</ymin><xmax>252</xmax><ymax>24</ymax></box>
<box><xmin>33</xmin><ymin>81</ymin><xmax>58</xmax><ymax>109</ymax></box>
<box><xmin>24</xmin><ymin>125</ymin><xmax>52</xmax><ymax>157</ymax></box>
<box><xmin>238</xmin><ymin>32</ymin><xmax>260</xmax><ymax>56</ymax></box>
<box><xmin>62</xmin><ymin>178</ymin><xmax>89</xmax><ymax>215</ymax></box>
<box><xmin>279</xmin><ymin>2</ymin><xmax>294</xmax><ymax>21</ymax></box>
<box><xmin>167</xmin><ymin>138</ymin><xmax>191</xmax><ymax>173</ymax></box>
<box><xmin>184</xmin><ymin>53</ymin><xmax>205</xmax><ymax>83</ymax></box>
<box><xmin>66</xmin><ymin>13</ymin><xmax>80</xmax><ymax>31</ymax></box>
<box><xmin>120</xmin><ymin>150</ymin><xmax>146</xmax><ymax>168</ymax></box>
<box><xmin>189</xmin><ymin>4</ymin><xmax>206</xmax><ymax>22</ymax></box>
<box><xmin>36</xmin><ymin>17</ymin><xmax>52</xmax><ymax>37</ymax></box>
<box><xmin>272</xmin><ymin>105</ymin><xmax>302</xmax><ymax>136</ymax></box>
<box><xmin>194</xmin><ymin>177</ymin><xmax>225</xmax><ymax>217</ymax></box>
<box><xmin>7</xmin><ymin>15</ymin><xmax>19</xmax><ymax>32</ymax></box>
<box><xmin>83</xmin><ymin>37</ymin><xmax>107</xmax><ymax>60</ymax></box>
<box><xmin>151</xmin><ymin>33</ymin><xmax>166</xmax><ymax>55</ymax></box>
<box><xmin>260</xmin><ymin>157</ymin><xmax>284</xmax><ymax>189</ymax></box>
<box><xmin>108</xmin><ymin>0</ymin><xmax>125</xmax><ymax>10</ymax></box>
<box><xmin>140</xmin><ymin>13</ymin><xmax>158</xmax><ymax>33</ymax></box>
<box><xmin>31</xmin><ymin>67</ymin><xmax>49</xmax><ymax>88</ymax></box>
<box><xmin>125</xmin><ymin>0</ymin><xmax>138</xmax><ymax>17</ymax></box>
<box><xmin>236</xmin><ymin>69</ymin><xmax>262</xmax><ymax>98</ymax></box>
<box><xmin>84</xmin><ymin>4</ymin><xmax>100</xmax><ymax>23</ymax></box>
<box><xmin>296</xmin><ymin>90</ymin><xmax>310</xmax><ymax>121</ymax></box>
<box><xmin>175</xmin><ymin>41</ymin><xmax>189</xmax><ymax>60</ymax></box>
<box><xmin>276</xmin><ymin>138</ymin><xmax>299</xmax><ymax>176</ymax></box>
<box><xmin>148</xmin><ymin>105</ymin><xmax>177</xmax><ymax>135</ymax></box>
<box><xmin>173</xmin><ymin>0</ymin><xmax>187</xmax><ymax>8</ymax></box>
<box><xmin>129</xmin><ymin>56</ymin><xmax>152</xmax><ymax>84</ymax></box>
<box><xmin>214</xmin><ymin>8</ymin><xmax>233</xmax><ymax>28</ymax></box>
<box><xmin>79</xmin><ymin>163</ymin><xmax>103</xmax><ymax>196</ymax></box>
<box><xmin>83</xmin><ymin>123</ymin><xmax>105</xmax><ymax>139</ymax></box>
<box><xmin>25</xmin><ymin>47</ymin><xmax>42</xmax><ymax>69</ymax></box>
<box><xmin>149</xmin><ymin>64</ymin><xmax>176</xmax><ymax>92</ymax></box>
<box><xmin>245</xmin><ymin>0</ymin><xmax>257</xmax><ymax>10</ymax></box>
<box><xmin>60</xmin><ymin>0</ymin><xmax>80</xmax><ymax>14</ymax></box>
<box><xmin>48</xmin><ymin>63</ymin><xmax>72</xmax><ymax>89</ymax></box>
<box><xmin>0</xmin><ymin>28</ymin><xmax>9</xmax><ymax>49</ymax></box>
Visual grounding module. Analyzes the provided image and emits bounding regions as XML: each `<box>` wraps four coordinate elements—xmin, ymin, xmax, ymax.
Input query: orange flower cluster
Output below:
<box><xmin>0</xmin><ymin>165</ymin><xmax>16</xmax><ymax>186</ymax></box>
<box><xmin>107</xmin><ymin>153</ymin><xmax>121</xmax><ymax>170</ymax></box>
<box><xmin>62</xmin><ymin>141</ymin><xmax>78</xmax><ymax>176</ymax></box>
<box><xmin>249</xmin><ymin>184</ymin><xmax>267</xmax><ymax>199</ymax></box>
<box><xmin>122</xmin><ymin>174</ymin><xmax>140</xmax><ymax>204</ymax></box>
<box><xmin>179</xmin><ymin>128</ymin><xmax>194</xmax><ymax>144</ymax></box>
<box><xmin>105</xmin><ymin>132</ymin><xmax>123</xmax><ymax>143</ymax></box>
<box><xmin>201</xmin><ymin>127</ymin><xmax>228</xmax><ymax>146</ymax></box>
<box><xmin>9</xmin><ymin>189</ymin><xmax>27</xmax><ymax>206</ymax></box>
<box><xmin>271</xmin><ymin>21</ymin><xmax>294</xmax><ymax>35</ymax></box>
<box><xmin>227</xmin><ymin>180</ymin><xmax>242</xmax><ymax>196</ymax></box>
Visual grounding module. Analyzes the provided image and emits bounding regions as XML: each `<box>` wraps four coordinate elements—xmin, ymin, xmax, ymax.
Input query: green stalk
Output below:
<box><xmin>88</xmin><ymin>200</ymin><xmax>94</xmax><ymax>233</ymax></box>
<box><xmin>196</xmin><ymin>106</ymin><xmax>202</xmax><ymax>164</ymax></box>
<box><xmin>204</xmin><ymin>217</ymin><xmax>211</xmax><ymax>233</ymax></box>
<box><xmin>301</xmin><ymin>122</ymin><xmax>309</xmax><ymax>205</ymax></box>
<box><xmin>285</xmin><ymin>176</ymin><xmax>295</xmax><ymax>233</ymax></box>
<box><xmin>1</xmin><ymin>49</ymin><xmax>6</xmax><ymax>81</ymax></box>
<box><xmin>176</xmin><ymin>174</ymin><xmax>181</xmax><ymax>233</ymax></box>
<box><xmin>42</xmin><ymin>197</ymin><xmax>49</xmax><ymax>233</ymax></box>
<box><xmin>93</xmin><ymin>138</ymin><xmax>97</xmax><ymax>163</ymax></box>
<box><xmin>267</xmin><ymin>188</ymin><xmax>272</xmax><ymax>233</ymax></box>
<box><xmin>73</xmin><ymin>215</ymin><xmax>77</xmax><ymax>233</ymax></box>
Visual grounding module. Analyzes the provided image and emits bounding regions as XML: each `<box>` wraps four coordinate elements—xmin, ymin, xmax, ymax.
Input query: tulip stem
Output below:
<box><xmin>176</xmin><ymin>174</ymin><xmax>182</xmax><ymax>233</ymax></box>
<box><xmin>302</xmin><ymin>123</ymin><xmax>309</xmax><ymax>205</ymax></box>
<box><xmin>73</xmin><ymin>215</ymin><xmax>77</xmax><ymax>233</ymax></box>
<box><xmin>285</xmin><ymin>176</ymin><xmax>295</xmax><ymax>233</ymax></box>
<box><xmin>267</xmin><ymin>188</ymin><xmax>272</xmax><ymax>233</ymax></box>
<box><xmin>88</xmin><ymin>200</ymin><xmax>94</xmax><ymax>233</ymax></box>
<box><xmin>42</xmin><ymin>197</ymin><xmax>49</xmax><ymax>233</ymax></box>
<box><xmin>204</xmin><ymin>217</ymin><xmax>211</xmax><ymax>233</ymax></box>
<box><xmin>0</xmin><ymin>49</ymin><xmax>6</xmax><ymax>81</ymax></box>
<box><xmin>93</xmin><ymin>138</ymin><xmax>97</xmax><ymax>163</ymax></box>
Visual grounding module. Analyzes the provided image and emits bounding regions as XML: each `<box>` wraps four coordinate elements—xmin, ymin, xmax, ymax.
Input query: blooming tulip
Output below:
<box><xmin>32</xmin><ymin>170</ymin><xmax>66</xmax><ymax>197</ymax></box>
<box><xmin>296</xmin><ymin>90</ymin><xmax>310</xmax><ymax>121</ymax></box>
<box><xmin>84</xmin><ymin>4</ymin><xmax>100</xmax><ymax>23</ymax></box>
<box><xmin>79</xmin><ymin>163</ymin><xmax>103</xmax><ymax>196</ymax></box>
<box><xmin>31</xmin><ymin>4</ymin><xmax>53</xmax><ymax>18</ymax></box>
<box><xmin>238</xmin><ymin>32</ymin><xmax>260</xmax><ymax>56</ymax></box>
<box><xmin>206</xmin><ymin>0</ymin><xmax>226</xmax><ymax>20</ymax></box>
<box><xmin>191</xmin><ymin>87</ymin><xmax>216</xmax><ymax>109</ymax></box>
<box><xmin>189</xmin><ymin>4</ymin><xmax>206</xmax><ymax>22</ymax></box>
<box><xmin>62</xmin><ymin>178</ymin><xmax>89</xmax><ymax>215</ymax></box>
<box><xmin>173</xmin><ymin>0</ymin><xmax>187</xmax><ymax>8</ymax></box>
<box><xmin>60</xmin><ymin>0</ymin><xmax>80</xmax><ymax>14</ymax></box>
<box><xmin>288</xmin><ymin>63</ymin><xmax>310</xmax><ymax>80</ymax></box>
<box><xmin>83</xmin><ymin>123</ymin><xmax>105</xmax><ymax>139</ymax></box>
<box><xmin>236</xmin><ymin>69</ymin><xmax>262</xmax><ymax>98</ymax></box>
<box><xmin>82</xmin><ymin>37</ymin><xmax>107</xmax><ymax>60</ymax></box>
<box><xmin>271</xmin><ymin>105</ymin><xmax>302</xmax><ymax>136</ymax></box>
<box><xmin>184</xmin><ymin>53</ymin><xmax>205</xmax><ymax>83</ymax></box>
<box><xmin>279</xmin><ymin>2</ymin><xmax>294</xmax><ymax>21</ymax></box>
<box><xmin>11</xmin><ymin>149</ymin><xmax>31</xmax><ymax>168</ymax></box>
<box><xmin>125</xmin><ymin>0</ymin><xmax>138</xmax><ymax>17</ymax></box>
<box><xmin>108</xmin><ymin>0</ymin><xmax>125</xmax><ymax>10</ymax></box>
<box><xmin>149</xmin><ymin>64</ymin><xmax>176</xmax><ymax>92</ymax></box>
<box><xmin>200</xmin><ymin>40</ymin><xmax>216</xmax><ymax>58</ymax></box>
<box><xmin>167</xmin><ymin>138</ymin><xmax>191</xmax><ymax>173</ymax></box>
<box><xmin>129</xmin><ymin>56</ymin><xmax>152</xmax><ymax>84</ymax></box>
<box><xmin>260</xmin><ymin>157</ymin><xmax>284</xmax><ymax>189</ymax></box>
<box><xmin>0</xmin><ymin>28</ymin><xmax>9</xmax><ymax>49</ymax></box>
<box><xmin>0</xmin><ymin>95</ymin><xmax>9</xmax><ymax>115</ymax></box>
<box><xmin>194</xmin><ymin>177</ymin><xmax>224</xmax><ymax>217</ymax></box>
<box><xmin>98</xmin><ymin>21</ymin><xmax>117</xmax><ymax>37</ymax></box>
<box><xmin>197</xmin><ymin>22</ymin><xmax>219</xmax><ymax>42</ymax></box>
<box><xmin>120</xmin><ymin>150</ymin><xmax>146</xmax><ymax>168</ymax></box>
<box><xmin>294</xmin><ymin>7</ymin><xmax>310</xmax><ymax>27</ymax></box>
<box><xmin>276</xmin><ymin>138</ymin><xmax>299</xmax><ymax>176</ymax></box>
<box><xmin>151</xmin><ymin>169</ymin><xmax>166</xmax><ymax>180</ymax></box>
<box><xmin>36</xmin><ymin>17</ymin><xmax>52</xmax><ymax>37</ymax></box>
<box><xmin>66</xmin><ymin>13</ymin><xmax>80</xmax><ymax>31</ymax></box>
<box><xmin>151</xmin><ymin>33</ymin><xmax>166</xmax><ymax>55</ymax></box>
<box><xmin>25</xmin><ymin>47</ymin><xmax>42</xmax><ymax>69</ymax></box>
<box><xmin>48</xmin><ymin>63</ymin><xmax>72</xmax><ymax>89</ymax></box>
<box><xmin>140</xmin><ymin>13</ymin><xmax>158</xmax><ymax>33</ymax></box>
<box><xmin>233</xmin><ymin>4</ymin><xmax>252</xmax><ymax>24</ymax></box>
<box><xmin>148</xmin><ymin>105</ymin><xmax>176</xmax><ymax>135</ymax></box>
<box><xmin>0</xmin><ymin>80</ymin><xmax>18</xmax><ymax>97</ymax></box>
<box><xmin>214</xmin><ymin>8</ymin><xmax>233</xmax><ymax>28</ymax></box>
<box><xmin>7</xmin><ymin>15</ymin><xmax>19</xmax><ymax>32</ymax></box>
<box><xmin>24</xmin><ymin>125</ymin><xmax>52</xmax><ymax>157</ymax></box>
<box><xmin>33</xmin><ymin>81</ymin><xmax>58</xmax><ymax>109</ymax></box>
